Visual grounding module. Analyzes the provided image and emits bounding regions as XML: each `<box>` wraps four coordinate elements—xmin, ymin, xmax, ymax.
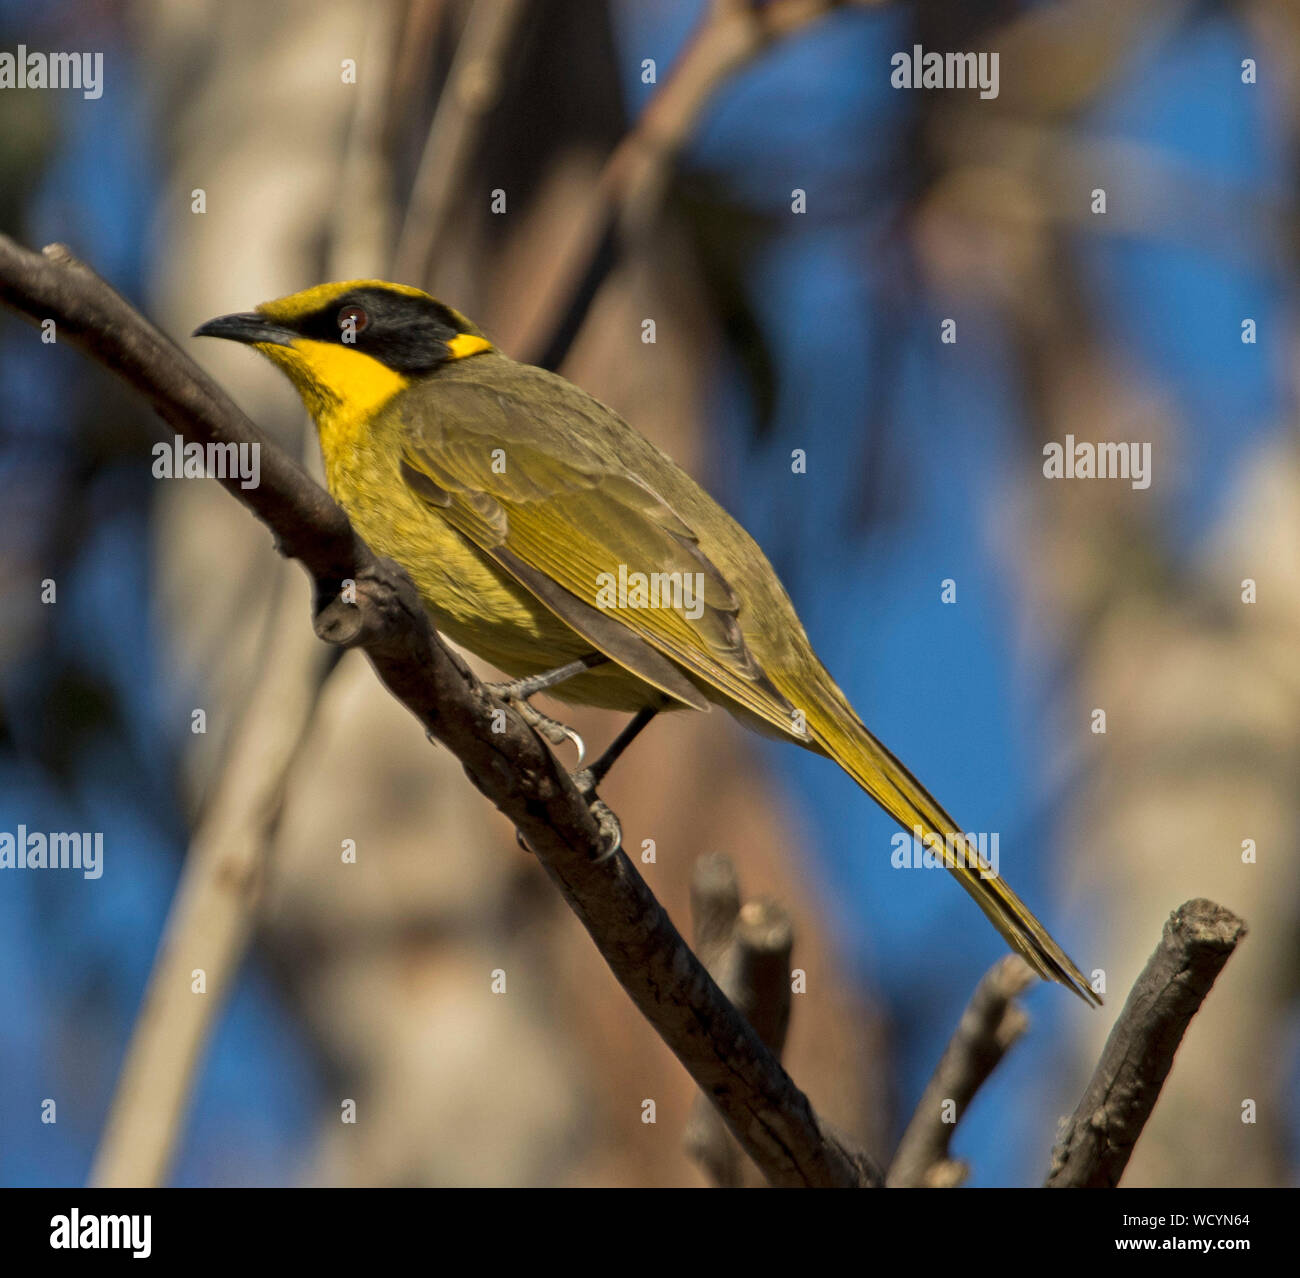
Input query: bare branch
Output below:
<box><xmin>517</xmin><ymin>0</ymin><xmax>887</xmax><ymax>370</ymax></box>
<box><xmin>689</xmin><ymin>850</ymin><xmax>743</xmax><ymax>959</ymax></box>
<box><xmin>0</xmin><ymin>233</ymin><xmax>877</xmax><ymax>1189</ymax></box>
<box><xmin>393</xmin><ymin>0</ymin><xmax>531</xmax><ymax>288</ymax></box>
<box><xmin>730</xmin><ymin>899</ymin><xmax>796</xmax><ymax>1052</ymax></box>
<box><xmin>1046</xmin><ymin>899</ymin><xmax>1246</xmax><ymax>1188</ymax></box>
<box><xmin>685</xmin><ymin>854</ymin><xmax>796</xmax><ymax>1186</ymax></box>
<box><xmin>887</xmin><ymin>956</ymin><xmax>1035</xmax><ymax>1187</ymax></box>
<box><xmin>91</xmin><ymin>570</ymin><xmax>336</xmax><ymax>1187</ymax></box>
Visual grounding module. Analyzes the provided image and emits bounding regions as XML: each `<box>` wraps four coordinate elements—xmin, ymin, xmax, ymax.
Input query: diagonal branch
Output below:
<box><xmin>517</xmin><ymin>0</ymin><xmax>887</xmax><ymax>370</ymax></box>
<box><xmin>887</xmin><ymin>956</ymin><xmax>1035</xmax><ymax>1188</ymax></box>
<box><xmin>0</xmin><ymin>233</ymin><xmax>878</xmax><ymax>1189</ymax></box>
<box><xmin>1046</xmin><ymin>898</ymin><xmax>1246</xmax><ymax>1188</ymax></box>
<box><xmin>90</xmin><ymin>568</ymin><xmax>338</xmax><ymax>1187</ymax></box>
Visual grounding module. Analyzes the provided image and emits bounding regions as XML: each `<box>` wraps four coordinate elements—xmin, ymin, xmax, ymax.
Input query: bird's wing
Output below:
<box><xmin>396</xmin><ymin>377</ymin><xmax>800</xmax><ymax>728</ymax></box>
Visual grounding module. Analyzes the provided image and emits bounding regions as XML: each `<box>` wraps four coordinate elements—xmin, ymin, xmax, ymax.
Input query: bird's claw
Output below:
<box><xmin>558</xmin><ymin>723</ymin><xmax>586</xmax><ymax>767</ymax></box>
<box><xmin>587</xmin><ymin>799</ymin><xmax>622</xmax><ymax>863</ymax></box>
<box><xmin>488</xmin><ymin>683</ymin><xmax>585</xmax><ymax>764</ymax></box>
<box><xmin>571</xmin><ymin>768</ymin><xmax>621</xmax><ymax>861</ymax></box>
<box><xmin>495</xmin><ymin>689</ymin><xmax>625</xmax><ymax>864</ymax></box>
<box><xmin>514</xmin><ymin>771</ymin><xmax>621</xmax><ymax>863</ymax></box>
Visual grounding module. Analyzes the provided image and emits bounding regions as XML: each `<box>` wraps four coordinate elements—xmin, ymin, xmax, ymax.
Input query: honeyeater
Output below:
<box><xmin>195</xmin><ymin>280</ymin><xmax>1098</xmax><ymax>1006</ymax></box>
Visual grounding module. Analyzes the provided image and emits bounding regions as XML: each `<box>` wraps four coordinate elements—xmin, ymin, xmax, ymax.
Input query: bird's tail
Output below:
<box><xmin>799</xmin><ymin>688</ymin><xmax>1100</xmax><ymax>1007</ymax></box>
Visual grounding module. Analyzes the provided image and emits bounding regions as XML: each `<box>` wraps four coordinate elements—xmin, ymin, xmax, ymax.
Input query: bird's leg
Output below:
<box><xmin>487</xmin><ymin>652</ymin><xmax>609</xmax><ymax>763</ymax></box>
<box><xmin>577</xmin><ymin>705</ymin><xmax>659</xmax><ymax>791</ymax></box>
<box><xmin>514</xmin><ymin>705</ymin><xmax>660</xmax><ymax>863</ymax></box>
<box><xmin>491</xmin><ymin>652</ymin><xmax>609</xmax><ymax>701</ymax></box>
<box><xmin>570</xmin><ymin>706</ymin><xmax>660</xmax><ymax>863</ymax></box>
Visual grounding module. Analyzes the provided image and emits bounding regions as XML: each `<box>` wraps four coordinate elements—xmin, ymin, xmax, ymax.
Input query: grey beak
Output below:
<box><xmin>192</xmin><ymin>311</ymin><xmax>297</xmax><ymax>346</ymax></box>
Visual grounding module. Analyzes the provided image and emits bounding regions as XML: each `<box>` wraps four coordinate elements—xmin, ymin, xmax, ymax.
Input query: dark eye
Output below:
<box><xmin>337</xmin><ymin>304</ymin><xmax>368</xmax><ymax>334</ymax></box>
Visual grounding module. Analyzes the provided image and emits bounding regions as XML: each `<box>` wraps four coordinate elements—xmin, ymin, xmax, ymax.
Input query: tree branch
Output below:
<box><xmin>0</xmin><ymin>233</ymin><xmax>877</xmax><ymax>1189</ymax></box>
<box><xmin>516</xmin><ymin>0</ymin><xmax>886</xmax><ymax>370</ymax></box>
<box><xmin>90</xmin><ymin>568</ymin><xmax>337</xmax><ymax>1187</ymax></box>
<box><xmin>1046</xmin><ymin>899</ymin><xmax>1246</xmax><ymax>1188</ymax></box>
<box><xmin>887</xmin><ymin>956</ymin><xmax>1035</xmax><ymax>1187</ymax></box>
<box><xmin>393</xmin><ymin>0</ymin><xmax>532</xmax><ymax>288</ymax></box>
<box><xmin>684</xmin><ymin>854</ymin><xmax>796</xmax><ymax>1186</ymax></box>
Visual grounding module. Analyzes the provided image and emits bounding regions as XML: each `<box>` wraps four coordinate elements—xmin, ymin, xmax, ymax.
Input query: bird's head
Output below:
<box><xmin>193</xmin><ymin>280</ymin><xmax>494</xmax><ymax>426</ymax></box>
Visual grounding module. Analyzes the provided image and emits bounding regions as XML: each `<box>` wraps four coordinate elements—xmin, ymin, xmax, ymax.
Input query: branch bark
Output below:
<box><xmin>0</xmin><ymin>234</ymin><xmax>877</xmax><ymax>1189</ymax></box>
<box><xmin>1046</xmin><ymin>898</ymin><xmax>1246</xmax><ymax>1188</ymax></box>
<box><xmin>684</xmin><ymin>854</ymin><xmax>796</xmax><ymax>1186</ymax></box>
<box><xmin>887</xmin><ymin>956</ymin><xmax>1035</xmax><ymax>1188</ymax></box>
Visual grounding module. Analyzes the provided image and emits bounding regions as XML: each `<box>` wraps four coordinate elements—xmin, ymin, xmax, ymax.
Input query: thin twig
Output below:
<box><xmin>887</xmin><ymin>956</ymin><xmax>1035</xmax><ymax>1187</ymax></box>
<box><xmin>393</xmin><ymin>0</ymin><xmax>531</xmax><ymax>288</ymax></box>
<box><xmin>516</xmin><ymin>0</ymin><xmax>885</xmax><ymax>370</ymax></box>
<box><xmin>1046</xmin><ymin>898</ymin><xmax>1246</xmax><ymax>1188</ymax></box>
<box><xmin>684</xmin><ymin>855</ymin><xmax>796</xmax><ymax>1186</ymax></box>
<box><xmin>0</xmin><ymin>234</ymin><xmax>879</xmax><ymax>1189</ymax></box>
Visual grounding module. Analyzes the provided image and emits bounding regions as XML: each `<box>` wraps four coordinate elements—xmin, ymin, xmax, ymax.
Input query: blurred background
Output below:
<box><xmin>1</xmin><ymin>0</ymin><xmax>1297</xmax><ymax>1187</ymax></box>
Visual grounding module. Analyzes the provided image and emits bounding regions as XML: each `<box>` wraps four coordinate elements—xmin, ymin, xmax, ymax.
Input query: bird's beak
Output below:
<box><xmin>192</xmin><ymin>311</ymin><xmax>297</xmax><ymax>347</ymax></box>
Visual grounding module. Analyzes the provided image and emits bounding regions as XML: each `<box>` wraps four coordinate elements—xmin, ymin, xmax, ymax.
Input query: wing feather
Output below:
<box><xmin>397</xmin><ymin>377</ymin><xmax>799</xmax><ymax>730</ymax></box>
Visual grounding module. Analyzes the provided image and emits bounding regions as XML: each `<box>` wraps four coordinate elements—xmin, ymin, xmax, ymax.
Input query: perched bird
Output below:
<box><xmin>196</xmin><ymin>280</ymin><xmax>1098</xmax><ymax>1005</ymax></box>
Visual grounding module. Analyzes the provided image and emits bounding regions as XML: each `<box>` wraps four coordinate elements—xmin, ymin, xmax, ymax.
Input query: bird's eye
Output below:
<box><xmin>337</xmin><ymin>304</ymin><xmax>369</xmax><ymax>335</ymax></box>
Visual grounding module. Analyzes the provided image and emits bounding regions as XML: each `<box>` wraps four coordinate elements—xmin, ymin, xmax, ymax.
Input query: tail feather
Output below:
<box><xmin>803</xmin><ymin>695</ymin><xmax>1100</xmax><ymax>1007</ymax></box>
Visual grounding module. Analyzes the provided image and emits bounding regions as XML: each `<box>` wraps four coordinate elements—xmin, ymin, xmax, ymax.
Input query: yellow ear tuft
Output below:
<box><xmin>446</xmin><ymin>333</ymin><xmax>494</xmax><ymax>360</ymax></box>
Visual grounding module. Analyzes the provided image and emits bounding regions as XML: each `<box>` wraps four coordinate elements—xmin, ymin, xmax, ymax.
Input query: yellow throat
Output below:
<box><xmin>257</xmin><ymin>338</ymin><xmax>409</xmax><ymax>456</ymax></box>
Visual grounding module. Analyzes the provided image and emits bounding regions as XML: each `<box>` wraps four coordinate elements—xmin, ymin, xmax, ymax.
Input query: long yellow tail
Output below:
<box><xmin>799</xmin><ymin>689</ymin><xmax>1100</xmax><ymax>1006</ymax></box>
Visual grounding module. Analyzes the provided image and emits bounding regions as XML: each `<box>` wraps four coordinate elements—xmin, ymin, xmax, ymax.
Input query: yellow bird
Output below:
<box><xmin>196</xmin><ymin>280</ymin><xmax>1099</xmax><ymax>1005</ymax></box>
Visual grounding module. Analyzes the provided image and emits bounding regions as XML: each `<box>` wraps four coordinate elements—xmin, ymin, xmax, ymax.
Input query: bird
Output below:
<box><xmin>195</xmin><ymin>280</ymin><xmax>1099</xmax><ymax>1006</ymax></box>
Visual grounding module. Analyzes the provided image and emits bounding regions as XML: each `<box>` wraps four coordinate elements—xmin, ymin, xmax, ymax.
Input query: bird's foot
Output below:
<box><xmin>513</xmin><ymin>768</ymin><xmax>622</xmax><ymax>863</ymax></box>
<box><xmin>486</xmin><ymin>680</ymin><xmax>586</xmax><ymax>765</ymax></box>
<box><xmin>572</xmin><ymin>767</ymin><xmax>622</xmax><ymax>862</ymax></box>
